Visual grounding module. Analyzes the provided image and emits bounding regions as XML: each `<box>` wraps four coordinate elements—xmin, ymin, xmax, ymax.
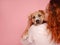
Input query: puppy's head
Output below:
<box><xmin>28</xmin><ymin>10</ymin><xmax>45</xmax><ymax>25</ymax></box>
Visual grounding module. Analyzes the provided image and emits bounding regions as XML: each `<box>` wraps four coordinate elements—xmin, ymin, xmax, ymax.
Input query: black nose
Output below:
<box><xmin>36</xmin><ymin>20</ymin><xmax>40</xmax><ymax>23</ymax></box>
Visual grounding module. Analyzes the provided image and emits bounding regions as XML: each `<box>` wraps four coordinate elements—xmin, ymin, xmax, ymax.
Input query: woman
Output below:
<box><xmin>46</xmin><ymin>0</ymin><xmax>60</xmax><ymax>44</ymax></box>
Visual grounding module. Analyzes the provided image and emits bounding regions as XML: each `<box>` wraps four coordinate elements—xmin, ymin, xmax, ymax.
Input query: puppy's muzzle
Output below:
<box><xmin>36</xmin><ymin>20</ymin><xmax>40</xmax><ymax>24</ymax></box>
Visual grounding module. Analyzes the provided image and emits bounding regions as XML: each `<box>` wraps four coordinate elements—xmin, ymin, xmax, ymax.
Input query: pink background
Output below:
<box><xmin>0</xmin><ymin>0</ymin><xmax>49</xmax><ymax>45</ymax></box>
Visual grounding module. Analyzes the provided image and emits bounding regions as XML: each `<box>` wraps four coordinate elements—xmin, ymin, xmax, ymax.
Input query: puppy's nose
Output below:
<box><xmin>36</xmin><ymin>20</ymin><xmax>40</xmax><ymax>23</ymax></box>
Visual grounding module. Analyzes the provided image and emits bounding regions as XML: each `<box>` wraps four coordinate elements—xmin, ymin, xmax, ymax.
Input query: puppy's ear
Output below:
<box><xmin>39</xmin><ymin>10</ymin><xmax>47</xmax><ymax>22</ymax></box>
<box><xmin>28</xmin><ymin>14</ymin><xmax>33</xmax><ymax>26</ymax></box>
<box><xmin>21</xmin><ymin>14</ymin><xmax>33</xmax><ymax>38</ymax></box>
<box><xmin>38</xmin><ymin>10</ymin><xmax>45</xmax><ymax>15</ymax></box>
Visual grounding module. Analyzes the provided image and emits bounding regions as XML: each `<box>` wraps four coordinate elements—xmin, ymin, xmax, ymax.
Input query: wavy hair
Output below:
<box><xmin>47</xmin><ymin>0</ymin><xmax>60</xmax><ymax>43</ymax></box>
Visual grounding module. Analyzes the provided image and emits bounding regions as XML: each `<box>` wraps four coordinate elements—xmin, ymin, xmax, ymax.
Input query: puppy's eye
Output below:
<box><xmin>32</xmin><ymin>16</ymin><xmax>35</xmax><ymax>19</ymax></box>
<box><xmin>38</xmin><ymin>14</ymin><xmax>41</xmax><ymax>17</ymax></box>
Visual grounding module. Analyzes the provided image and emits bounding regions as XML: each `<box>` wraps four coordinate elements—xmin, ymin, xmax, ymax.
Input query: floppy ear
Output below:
<box><xmin>38</xmin><ymin>10</ymin><xmax>47</xmax><ymax>22</ymax></box>
<box><xmin>38</xmin><ymin>10</ymin><xmax>45</xmax><ymax>15</ymax></box>
<box><xmin>28</xmin><ymin>14</ymin><xmax>33</xmax><ymax>26</ymax></box>
<box><xmin>21</xmin><ymin>14</ymin><xmax>33</xmax><ymax>38</ymax></box>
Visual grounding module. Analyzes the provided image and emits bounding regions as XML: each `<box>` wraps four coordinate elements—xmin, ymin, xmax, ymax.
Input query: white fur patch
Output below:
<box><xmin>21</xmin><ymin>23</ymin><xmax>56</xmax><ymax>45</ymax></box>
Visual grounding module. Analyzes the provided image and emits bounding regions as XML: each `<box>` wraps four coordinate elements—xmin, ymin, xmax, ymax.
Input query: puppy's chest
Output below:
<box><xmin>29</xmin><ymin>23</ymin><xmax>49</xmax><ymax>40</ymax></box>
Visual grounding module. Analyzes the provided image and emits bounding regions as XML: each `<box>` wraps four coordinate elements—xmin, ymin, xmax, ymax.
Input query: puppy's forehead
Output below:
<box><xmin>32</xmin><ymin>11</ymin><xmax>43</xmax><ymax>16</ymax></box>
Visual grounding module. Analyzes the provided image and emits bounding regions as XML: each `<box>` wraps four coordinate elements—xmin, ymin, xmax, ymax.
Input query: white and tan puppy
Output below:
<box><xmin>21</xmin><ymin>10</ymin><xmax>55</xmax><ymax>45</ymax></box>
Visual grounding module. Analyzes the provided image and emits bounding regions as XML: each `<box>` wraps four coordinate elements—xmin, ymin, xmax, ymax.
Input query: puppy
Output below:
<box><xmin>21</xmin><ymin>10</ymin><xmax>54</xmax><ymax>45</ymax></box>
<box><xmin>21</xmin><ymin>10</ymin><xmax>45</xmax><ymax>39</ymax></box>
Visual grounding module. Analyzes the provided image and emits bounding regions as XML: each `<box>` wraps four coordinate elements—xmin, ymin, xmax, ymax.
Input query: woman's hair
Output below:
<box><xmin>47</xmin><ymin>0</ymin><xmax>60</xmax><ymax>43</ymax></box>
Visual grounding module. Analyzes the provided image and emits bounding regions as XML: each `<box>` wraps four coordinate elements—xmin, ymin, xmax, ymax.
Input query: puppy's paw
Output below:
<box><xmin>21</xmin><ymin>34</ymin><xmax>28</xmax><ymax>40</ymax></box>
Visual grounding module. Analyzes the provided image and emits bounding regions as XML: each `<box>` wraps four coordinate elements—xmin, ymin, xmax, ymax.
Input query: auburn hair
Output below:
<box><xmin>47</xmin><ymin>0</ymin><xmax>60</xmax><ymax>43</ymax></box>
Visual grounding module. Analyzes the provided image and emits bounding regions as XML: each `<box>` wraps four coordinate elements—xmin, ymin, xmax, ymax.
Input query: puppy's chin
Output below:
<box><xmin>33</xmin><ymin>22</ymin><xmax>41</xmax><ymax>25</ymax></box>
